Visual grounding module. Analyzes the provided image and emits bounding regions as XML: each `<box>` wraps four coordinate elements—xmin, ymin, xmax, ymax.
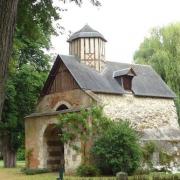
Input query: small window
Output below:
<box><xmin>122</xmin><ymin>76</ymin><xmax>133</xmax><ymax>91</ymax></box>
<box><xmin>56</xmin><ymin>104</ymin><xmax>68</xmax><ymax>111</ymax></box>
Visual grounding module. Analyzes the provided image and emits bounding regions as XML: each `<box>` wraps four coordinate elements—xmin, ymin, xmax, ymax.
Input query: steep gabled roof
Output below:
<box><xmin>41</xmin><ymin>55</ymin><xmax>176</xmax><ymax>98</ymax></box>
<box><xmin>67</xmin><ymin>24</ymin><xmax>107</xmax><ymax>42</ymax></box>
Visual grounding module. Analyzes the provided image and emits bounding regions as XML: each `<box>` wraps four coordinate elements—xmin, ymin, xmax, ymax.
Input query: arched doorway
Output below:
<box><xmin>44</xmin><ymin>124</ymin><xmax>64</xmax><ymax>171</ymax></box>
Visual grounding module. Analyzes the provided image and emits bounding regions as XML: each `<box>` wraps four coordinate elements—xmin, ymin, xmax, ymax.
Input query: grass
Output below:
<box><xmin>0</xmin><ymin>161</ymin><xmax>115</xmax><ymax>180</ymax></box>
<box><xmin>0</xmin><ymin>161</ymin><xmax>180</xmax><ymax>180</ymax></box>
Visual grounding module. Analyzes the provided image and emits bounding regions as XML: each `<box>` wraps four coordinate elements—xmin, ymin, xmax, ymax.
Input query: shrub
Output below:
<box><xmin>133</xmin><ymin>168</ymin><xmax>150</xmax><ymax>175</ymax></box>
<box><xmin>17</xmin><ymin>148</ymin><xmax>25</xmax><ymax>161</ymax></box>
<box><xmin>21</xmin><ymin>168</ymin><xmax>49</xmax><ymax>175</ymax></box>
<box><xmin>130</xmin><ymin>175</ymin><xmax>149</xmax><ymax>180</ymax></box>
<box><xmin>91</xmin><ymin>121</ymin><xmax>142</xmax><ymax>175</ymax></box>
<box><xmin>152</xmin><ymin>173</ymin><xmax>179</xmax><ymax>180</ymax></box>
<box><xmin>76</xmin><ymin>164</ymin><xmax>100</xmax><ymax>177</ymax></box>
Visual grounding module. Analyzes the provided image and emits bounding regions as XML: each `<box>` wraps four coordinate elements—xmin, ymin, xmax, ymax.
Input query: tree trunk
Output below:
<box><xmin>2</xmin><ymin>134</ymin><xmax>16</xmax><ymax>168</ymax></box>
<box><xmin>0</xmin><ymin>0</ymin><xmax>19</xmax><ymax>121</ymax></box>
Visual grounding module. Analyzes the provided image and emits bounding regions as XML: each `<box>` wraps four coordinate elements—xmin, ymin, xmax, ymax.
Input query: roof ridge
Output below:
<box><xmin>106</xmin><ymin>61</ymin><xmax>151</xmax><ymax>67</ymax></box>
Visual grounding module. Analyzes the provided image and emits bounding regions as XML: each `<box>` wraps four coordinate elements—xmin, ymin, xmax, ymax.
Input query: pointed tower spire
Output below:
<box><xmin>67</xmin><ymin>25</ymin><xmax>107</xmax><ymax>72</ymax></box>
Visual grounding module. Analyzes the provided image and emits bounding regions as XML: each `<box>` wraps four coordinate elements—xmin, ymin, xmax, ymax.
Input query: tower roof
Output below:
<box><xmin>67</xmin><ymin>24</ymin><xmax>107</xmax><ymax>42</ymax></box>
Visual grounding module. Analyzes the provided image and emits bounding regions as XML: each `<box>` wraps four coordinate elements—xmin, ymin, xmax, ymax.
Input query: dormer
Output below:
<box><xmin>113</xmin><ymin>67</ymin><xmax>136</xmax><ymax>91</ymax></box>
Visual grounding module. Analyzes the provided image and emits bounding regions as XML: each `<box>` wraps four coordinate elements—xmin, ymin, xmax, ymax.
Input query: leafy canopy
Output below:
<box><xmin>0</xmin><ymin>64</ymin><xmax>47</xmax><ymax>151</ymax></box>
<box><xmin>134</xmin><ymin>23</ymin><xmax>180</xmax><ymax>123</ymax></box>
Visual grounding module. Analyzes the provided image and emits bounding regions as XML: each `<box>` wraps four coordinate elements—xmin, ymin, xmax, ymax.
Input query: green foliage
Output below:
<box><xmin>0</xmin><ymin>65</ymin><xmax>47</xmax><ymax>152</ymax></box>
<box><xmin>134</xmin><ymin>23</ymin><xmax>180</xmax><ymax>123</ymax></box>
<box><xmin>76</xmin><ymin>164</ymin><xmax>100</xmax><ymax>177</ymax></box>
<box><xmin>133</xmin><ymin>168</ymin><xmax>150</xmax><ymax>175</ymax></box>
<box><xmin>152</xmin><ymin>173</ymin><xmax>179</xmax><ymax>180</ymax></box>
<box><xmin>91</xmin><ymin>121</ymin><xmax>142</xmax><ymax>175</ymax></box>
<box><xmin>21</xmin><ymin>167</ymin><xmax>49</xmax><ymax>175</ymax></box>
<box><xmin>58</xmin><ymin>106</ymin><xmax>111</xmax><ymax>149</ymax></box>
<box><xmin>17</xmin><ymin>148</ymin><xmax>25</xmax><ymax>161</ymax></box>
<box><xmin>130</xmin><ymin>175</ymin><xmax>149</xmax><ymax>180</ymax></box>
<box><xmin>142</xmin><ymin>141</ymin><xmax>157</xmax><ymax>165</ymax></box>
<box><xmin>159</xmin><ymin>151</ymin><xmax>173</xmax><ymax>165</ymax></box>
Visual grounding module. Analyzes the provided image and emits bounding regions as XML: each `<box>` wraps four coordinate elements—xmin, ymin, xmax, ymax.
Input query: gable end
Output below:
<box><xmin>41</xmin><ymin>56</ymin><xmax>80</xmax><ymax>96</ymax></box>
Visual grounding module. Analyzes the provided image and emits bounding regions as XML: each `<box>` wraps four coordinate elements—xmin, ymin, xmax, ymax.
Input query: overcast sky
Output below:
<box><xmin>51</xmin><ymin>0</ymin><xmax>180</xmax><ymax>63</ymax></box>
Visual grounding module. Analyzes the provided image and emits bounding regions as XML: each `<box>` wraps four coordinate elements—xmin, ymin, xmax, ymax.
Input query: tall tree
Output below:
<box><xmin>0</xmin><ymin>0</ymin><xmax>19</xmax><ymax>121</ymax></box>
<box><xmin>0</xmin><ymin>64</ymin><xmax>47</xmax><ymax>167</ymax></box>
<box><xmin>134</xmin><ymin>23</ymin><xmax>180</xmax><ymax>123</ymax></box>
<box><xmin>0</xmin><ymin>0</ymin><xmax>101</xmax><ymax>167</ymax></box>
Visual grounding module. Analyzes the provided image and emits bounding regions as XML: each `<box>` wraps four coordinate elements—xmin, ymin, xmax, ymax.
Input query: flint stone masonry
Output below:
<box><xmin>97</xmin><ymin>93</ymin><xmax>179</xmax><ymax>130</ymax></box>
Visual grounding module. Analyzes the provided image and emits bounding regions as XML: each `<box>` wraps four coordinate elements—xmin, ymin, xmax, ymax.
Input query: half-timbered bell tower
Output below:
<box><xmin>67</xmin><ymin>25</ymin><xmax>107</xmax><ymax>72</ymax></box>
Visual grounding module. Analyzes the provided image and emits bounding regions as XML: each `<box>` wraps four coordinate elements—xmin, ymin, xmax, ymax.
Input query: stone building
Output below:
<box><xmin>25</xmin><ymin>25</ymin><xmax>180</xmax><ymax>173</ymax></box>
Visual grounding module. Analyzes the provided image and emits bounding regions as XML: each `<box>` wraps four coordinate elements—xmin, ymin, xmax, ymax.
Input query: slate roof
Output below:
<box><xmin>67</xmin><ymin>24</ymin><xmax>107</xmax><ymax>42</ymax></box>
<box><xmin>41</xmin><ymin>55</ymin><xmax>176</xmax><ymax>99</ymax></box>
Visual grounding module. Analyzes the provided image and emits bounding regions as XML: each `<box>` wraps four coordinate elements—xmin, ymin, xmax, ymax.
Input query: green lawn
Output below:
<box><xmin>0</xmin><ymin>161</ymin><xmax>180</xmax><ymax>180</ymax></box>
<box><xmin>0</xmin><ymin>161</ymin><xmax>115</xmax><ymax>180</ymax></box>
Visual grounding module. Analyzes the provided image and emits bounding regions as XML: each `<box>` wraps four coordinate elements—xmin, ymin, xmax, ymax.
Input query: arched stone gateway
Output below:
<box><xmin>43</xmin><ymin>124</ymin><xmax>64</xmax><ymax>171</ymax></box>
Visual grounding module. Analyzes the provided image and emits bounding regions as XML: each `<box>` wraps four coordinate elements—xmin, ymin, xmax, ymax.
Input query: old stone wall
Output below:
<box><xmin>36</xmin><ymin>89</ymin><xmax>94</xmax><ymax>112</ymax></box>
<box><xmin>25</xmin><ymin>89</ymin><xmax>93</xmax><ymax>173</ymax></box>
<box><xmin>96</xmin><ymin>93</ymin><xmax>179</xmax><ymax>130</ymax></box>
<box><xmin>25</xmin><ymin>115</ymin><xmax>82</xmax><ymax>174</ymax></box>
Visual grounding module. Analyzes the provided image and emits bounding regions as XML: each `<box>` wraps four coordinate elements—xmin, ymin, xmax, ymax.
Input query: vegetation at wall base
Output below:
<box><xmin>76</xmin><ymin>164</ymin><xmax>100</xmax><ymax>177</ymax></box>
<box><xmin>91</xmin><ymin>121</ymin><xmax>142</xmax><ymax>175</ymax></box>
<box><xmin>21</xmin><ymin>167</ymin><xmax>49</xmax><ymax>175</ymax></box>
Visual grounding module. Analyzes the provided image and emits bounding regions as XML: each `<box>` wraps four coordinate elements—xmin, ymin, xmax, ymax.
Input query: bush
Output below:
<box><xmin>76</xmin><ymin>164</ymin><xmax>100</xmax><ymax>177</ymax></box>
<box><xmin>152</xmin><ymin>173</ymin><xmax>179</xmax><ymax>180</ymax></box>
<box><xmin>21</xmin><ymin>168</ymin><xmax>49</xmax><ymax>175</ymax></box>
<box><xmin>130</xmin><ymin>175</ymin><xmax>149</xmax><ymax>180</ymax></box>
<box><xmin>17</xmin><ymin>148</ymin><xmax>25</xmax><ymax>161</ymax></box>
<box><xmin>91</xmin><ymin>121</ymin><xmax>142</xmax><ymax>175</ymax></box>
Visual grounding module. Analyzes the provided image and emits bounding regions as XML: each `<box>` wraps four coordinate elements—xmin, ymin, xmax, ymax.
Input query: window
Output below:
<box><xmin>122</xmin><ymin>75</ymin><xmax>133</xmax><ymax>91</ymax></box>
<box><xmin>56</xmin><ymin>104</ymin><xmax>68</xmax><ymax>111</ymax></box>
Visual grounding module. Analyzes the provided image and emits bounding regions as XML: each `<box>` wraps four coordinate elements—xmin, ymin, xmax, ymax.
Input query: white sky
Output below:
<box><xmin>50</xmin><ymin>0</ymin><xmax>180</xmax><ymax>63</ymax></box>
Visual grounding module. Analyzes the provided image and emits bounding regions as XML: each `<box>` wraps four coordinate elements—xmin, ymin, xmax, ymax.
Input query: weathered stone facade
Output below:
<box><xmin>36</xmin><ymin>89</ymin><xmax>94</xmax><ymax>112</ymax></box>
<box><xmin>25</xmin><ymin>89</ymin><xmax>94</xmax><ymax>174</ymax></box>
<box><xmin>25</xmin><ymin>88</ymin><xmax>180</xmax><ymax>173</ymax></box>
<box><xmin>97</xmin><ymin>93</ymin><xmax>179</xmax><ymax>130</ymax></box>
<box><xmin>96</xmin><ymin>93</ymin><xmax>180</xmax><ymax>169</ymax></box>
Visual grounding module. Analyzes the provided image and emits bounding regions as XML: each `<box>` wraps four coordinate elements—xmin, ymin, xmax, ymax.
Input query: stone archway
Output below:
<box><xmin>43</xmin><ymin>124</ymin><xmax>64</xmax><ymax>171</ymax></box>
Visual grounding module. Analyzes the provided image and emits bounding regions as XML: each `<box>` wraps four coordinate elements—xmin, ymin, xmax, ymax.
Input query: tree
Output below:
<box><xmin>134</xmin><ymin>23</ymin><xmax>180</xmax><ymax>123</ymax></box>
<box><xmin>0</xmin><ymin>0</ymin><xmax>101</xmax><ymax>168</ymax></box>
<box><xmin>91</xmin><ymin>121</ymin><xmax>142</xmax><ymax>175</ymax></box>
<box><xmin>0</xmin><ymin>64</ymin><xmax>47</xmax><ymax>167</ymax></box>
<box><xmin>0</xmin><ymin>0</ymin><xmax>101</xmax><ymax>123</ymax></box>
<box><xmin>0</xmin><ymin>0</ymin><xmax>19</xmax><ymax>121</ymax></box>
